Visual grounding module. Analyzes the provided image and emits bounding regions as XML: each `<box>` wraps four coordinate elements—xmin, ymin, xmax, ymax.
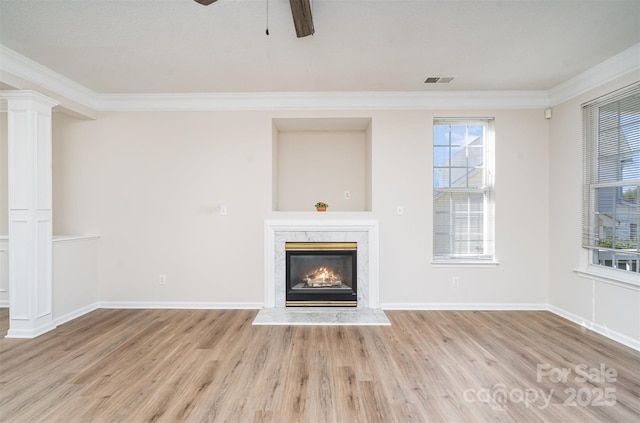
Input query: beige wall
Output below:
<box><xmin>373</xmin><ymin>109</ymin><xmax>549</xmax><ymax>305</ymax></box>
<box><xmin>3</xmin><ymin>79</ymin><xmax>638</xmax><ymax>346</ymax></box>
<box><xmin>53</xmin><ymin>111</ymin><xmax>272</xmax><ymax>303</ymax></box>
<box><xmin>277</xmin><ymin>130</ymin><xmax>366</xmax><ymax>212</ymax></box>
<box><xmin>51</xmin><ymin>107</ymin><xmax>550</xmax><ymax>306</ymax></box>
<box><xmin>53</xmin><ymin>237</ymin><xmax>99</xmax><ymax>319</ymax></box>
<box><xmin>548</xmin><ymin>71</ymin><xmax>640</xmax><ymax>343</ymax></box>
<box><xmin>1</xmin><ymin>82</ymin><xmax>637</xmax><ymax>346</ymax></box>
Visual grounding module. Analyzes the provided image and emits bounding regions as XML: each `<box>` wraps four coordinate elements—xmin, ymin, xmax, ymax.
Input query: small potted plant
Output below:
<box><xmin>315</xmin><ymin>201</ymin><xmax>329</xmax><ymax>212</ymax></box>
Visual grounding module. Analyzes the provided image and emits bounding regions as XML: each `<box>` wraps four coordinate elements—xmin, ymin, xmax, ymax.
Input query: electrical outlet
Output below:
<box><xmin>451</xmin><ymin>276</ymin><xmax>459</xmax><ymax>287</ymax></box>
<box><xmin>344</xmin><ymin>191</ymin><xmax>351</xmax><ymax>200</ymax></box>
<box><xmin>159</xmin><ymin>274</ymin><xmax>166</xmax><ymax>285</ymax></box>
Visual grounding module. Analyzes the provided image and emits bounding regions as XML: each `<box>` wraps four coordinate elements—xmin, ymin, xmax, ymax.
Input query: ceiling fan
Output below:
<box><xmin>194</xmin><ymin>0</ymin><xmax>314</xmax><ymax>38</ymax></box>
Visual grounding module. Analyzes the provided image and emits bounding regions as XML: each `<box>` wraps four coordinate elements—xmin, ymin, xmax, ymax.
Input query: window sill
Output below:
<box><xmin>432</xmin><ymin>260</ymin><xmax>500</xmax><ymax>268</ymax></box>
<box><xmin>573</xmin><ymin>266</ymin><xmax>640</xmax><ymax>291</ymax></box>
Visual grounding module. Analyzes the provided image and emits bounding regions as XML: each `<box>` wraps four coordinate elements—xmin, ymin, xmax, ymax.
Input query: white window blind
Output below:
<box><xmin>583</xmin><ymin>83</ymin><xmax>640</xmax><ymax>274</ymax></box>
<box><xmin>433</xmin><ymin>119</ymin><xmax>495</xmax><ymax>261</ymax></box>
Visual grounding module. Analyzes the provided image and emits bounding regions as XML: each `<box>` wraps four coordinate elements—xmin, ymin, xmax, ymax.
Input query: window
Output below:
<box><xmin>583</xmin><ymin>83</ymin><xmax>640</xmax><ymax>275</ymax></box>
<box><xmin>433</xmin><ymin>119</ymin><xmax>495</xmax><ymax>262</ymax></box>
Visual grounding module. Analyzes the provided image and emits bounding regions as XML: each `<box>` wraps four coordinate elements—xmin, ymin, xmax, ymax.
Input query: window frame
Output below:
<box><xmin>581</xmin><ymin>83</ymin><xmax>640</xmax><ymax>284</ymax></box>
<box><xmin>432</xmin><ymin>118</ymin><xmax>496</xmax><ymax>265</ymax></box>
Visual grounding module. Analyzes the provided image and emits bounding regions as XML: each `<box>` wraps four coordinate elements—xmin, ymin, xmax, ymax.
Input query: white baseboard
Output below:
<box><xmin>548</xmin><ymin>305</ymin><xmax>640</xmax><ymax>352</ymax></box>
<box><xmin>6</xmin><ymin>321</ymin><xmax>57</xmax><ymax>339</ymax></box>
<box><xmin>381</xmin><ymin>302</ymin><xmax>548</xmax><ymax>311</ymax></box>
<box><xmin>54</xmin><ymin>303</ymin><xmax>100</xmax><ymax>327</ymax></box>
<box><xmin>0</xmin><ymin>300</ymin><xmax>9</xmax><ymax>308</ymax></box>
<box><xmin>98</xmin><ymin>301</ymin><xmax>264</xmax><ymax>310</ymax></box>
<box><xmin>381</xmin><ymin>302</ymin><xmax>639</xmax><ymax>352</ymax></box>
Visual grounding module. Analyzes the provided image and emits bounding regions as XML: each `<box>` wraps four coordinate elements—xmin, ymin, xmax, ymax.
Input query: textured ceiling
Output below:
<box><xmin>1</xmin><ymin>0</ymin><xmax>639</xmax><ymax>94</ymax></box>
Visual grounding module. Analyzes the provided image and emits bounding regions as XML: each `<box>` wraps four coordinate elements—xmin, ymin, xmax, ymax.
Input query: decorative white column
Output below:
<box><xmin>3</xmin><ymin>91</ymin><xmax>58</xmax><ymax>338</ymax></box>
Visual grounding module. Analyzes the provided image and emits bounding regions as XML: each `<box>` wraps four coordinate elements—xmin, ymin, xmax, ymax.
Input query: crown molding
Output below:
<box><xmin>548</xmin><ymin>43</ymin><xmax>640</xmax><ymax>106</ymax></box>
<box><xmin>0</xmin><ymin>45</ymin><xmax>97</xmax><ymax>110</ymax></box>
<box><xmin>2</xmin><ymin>42</ymin><xmax>638</xmax><ymax>113</ymax></box>
<box><xmin>0</xmin><ymin>43</ymin><xmax>548</xmax><ymax>112</ymax></box>
<box><xmin>93</xmin><ymin>90</ymin><xmax>550</xmax><ymax>111</ymax></box>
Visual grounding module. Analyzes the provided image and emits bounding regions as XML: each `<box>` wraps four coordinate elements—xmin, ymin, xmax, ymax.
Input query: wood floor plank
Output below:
<box><xmin>279</xmin><ymin>327</ymin><xmax>312</xmax><ymax>423</ymax></box>
<box><xmin>333</xmin><ymin>365</ymin><xmax>363</xmax><ymax>423</ymax></box>
<box><xmin>248</xmin><ymin>326</ymin><xmax>295</xmax><ymax>417</ymax></box>
<box><xmin>359</xmin><ymin>380</ymin><xmax>394</xmax><ymax>423</ymax></box>
<box><xmin>0</xmin><ymin>308</ymin><xmax>638</xmax><ymax>422</ymax></box>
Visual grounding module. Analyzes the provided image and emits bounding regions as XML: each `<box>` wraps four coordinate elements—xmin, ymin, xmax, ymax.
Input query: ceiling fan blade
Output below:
<box><xmin>289</xmin><ymin>0</ymin><xmax>314</xmax><ymax>38</ymax></box>
<box><xmin>194</xmin><ymin>0</ymin><xmax>218</xmax><ymax>5</ymax></box>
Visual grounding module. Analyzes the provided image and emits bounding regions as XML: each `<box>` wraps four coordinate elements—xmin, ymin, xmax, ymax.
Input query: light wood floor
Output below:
<box><xmin>0</xmin><ymin>308</ymin><xmax>638</xmax><ymax>422</ymax></box>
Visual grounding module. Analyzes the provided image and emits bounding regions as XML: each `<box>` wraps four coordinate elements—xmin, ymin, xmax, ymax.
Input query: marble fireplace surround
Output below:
<box><xmin>263</xmin><ymin>219</ymin><xmax>379</xmax><ymax>309</ymax></box>
<box><xmin>256</xmin><ymin>219</ymin><xmax>389</xmax><ymax>325</ymax></box>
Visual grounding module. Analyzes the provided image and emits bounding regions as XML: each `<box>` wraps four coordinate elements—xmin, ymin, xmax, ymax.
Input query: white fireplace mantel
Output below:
<box><xmin>264</xmin><ymin>219</ymin><xmax>380</xmax><ymax>309</ymax></box>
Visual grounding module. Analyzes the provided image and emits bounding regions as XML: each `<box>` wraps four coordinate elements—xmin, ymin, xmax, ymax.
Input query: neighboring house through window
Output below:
<box><xmin>583</xmin><ymin>83</ymin><xmax>640</xmax><ymax>275</ymax></box>
<box><xmin>433</xmin><ymin>118</ymin><xmax>495</xmax><ymax>262</ymax></box>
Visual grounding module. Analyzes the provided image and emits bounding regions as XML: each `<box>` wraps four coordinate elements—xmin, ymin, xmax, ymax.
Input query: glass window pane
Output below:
<box><xmin>584</xmin><ymin>85</ymin><xmax>640</xmax><ymax>273</ymax></box>
<box><xmin>598</xmin><ymin>156</ymin><xmax>622</xmax><ymax>183</ymax></box>
<box><xmin>434</xmin><ymin>124</ymin><xmax>451</xmax><ymax>146</ymax></box>
<box><xmin>434</xmin><ymin>191</ymin><xmax>487</xmax><ymax>257</ymax></box>
<box><xmin>450</xmin><ymin>168</ymin><xmax>469</xmax><ymax>188</ymax></box>
<box><xmin>595</xmin><ymin>185</ymin><xmax>639</xmax><ymax>251</ymax></box>
<box><xmin>467</xmin><ymin>144</ymin><xmax>484</xmax><ymax>168</ymax></box>
<box><xmin>433</xmin><ymin>120</ymin><xmax>493</xmax><ymax>260</ymax></box>
<box><xmin>433</xmin><ymin>145</ymin><xmax>449</xmax><ymax>166</ymax></box>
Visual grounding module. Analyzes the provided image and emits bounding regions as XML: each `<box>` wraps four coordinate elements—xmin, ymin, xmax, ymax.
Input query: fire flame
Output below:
<box><xmin>304</xmin><ymin>266</ymin><xmax>342</xmax><ymax>287</ymax></box>
<box><xmin>315</xmin><ymin>267</ymin><xmax>336</xmax><ymax>281</ymax></box>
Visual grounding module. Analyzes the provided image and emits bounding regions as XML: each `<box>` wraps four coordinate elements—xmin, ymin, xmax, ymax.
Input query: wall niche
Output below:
<box><xmin>272</xmin><ymin>118</ymin><xmax>372</xmax><ymax>212</ymax></box>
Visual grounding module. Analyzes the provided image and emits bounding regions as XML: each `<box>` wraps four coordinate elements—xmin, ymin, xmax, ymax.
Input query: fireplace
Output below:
<box><xmin>263</xmin><ymin>219</ymin><xmax>379</xmax><ymax>310</ymax></box>
<box><xmin>286</xmin><ymin>242</ymin><xmax>357</xmax><ymax>307</ymax></box>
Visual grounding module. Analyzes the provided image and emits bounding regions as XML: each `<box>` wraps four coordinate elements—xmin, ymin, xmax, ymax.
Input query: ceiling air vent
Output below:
<box><xmin>424</xmin><ymin>76</ymin><xmax>455</xmax><ymax>84</ymax></box>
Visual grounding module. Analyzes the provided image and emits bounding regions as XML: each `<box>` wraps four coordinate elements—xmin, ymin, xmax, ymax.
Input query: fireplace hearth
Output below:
<box><xmin>286</xmin><ymin>242</ymin><xmax>357</xmax><ymax>307</ymax></box>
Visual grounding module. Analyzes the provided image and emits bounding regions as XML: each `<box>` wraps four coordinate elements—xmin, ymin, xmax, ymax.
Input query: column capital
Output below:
<box><xmin>1</xmin><ymin>90</ymin><xmax>59</xmax><ymax>111</ymax></box>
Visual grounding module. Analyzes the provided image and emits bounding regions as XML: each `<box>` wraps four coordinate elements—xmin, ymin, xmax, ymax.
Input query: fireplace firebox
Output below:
<box><xmin>285</xmin><ymin>242</ymin><xmax>357</xmax><ymax>307</ymax></box>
